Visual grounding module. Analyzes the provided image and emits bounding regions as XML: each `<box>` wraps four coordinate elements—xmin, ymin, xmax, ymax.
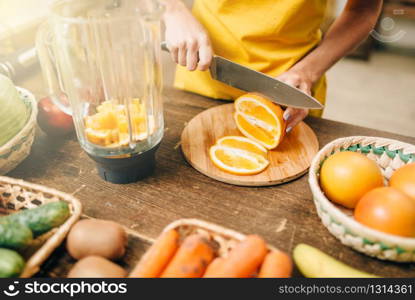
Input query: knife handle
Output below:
<box><xmin>160</xmin><ymin>41</ymin><xmax>216</xmax><ymax>76</ymax></box>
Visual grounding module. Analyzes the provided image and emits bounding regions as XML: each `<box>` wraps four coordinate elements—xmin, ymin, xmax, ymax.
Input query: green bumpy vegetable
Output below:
<box><xmin>0</xmin><ymin>221</ymin><xmax>33</xmax><ymax>250</ymax></box>
<box><xmin>0</xmin><ymin>248</ymin><xmax>25</xmax><ymax>278</ymax></box>
<box><xmin>0</xmin><ymin>74</ymin><xmax>29</xmax><ymax>147</ymax></box>
<box><xmin>4</xmin><ymin>201</ymin><xmax>70</xmax><ymax>236</ymax></box>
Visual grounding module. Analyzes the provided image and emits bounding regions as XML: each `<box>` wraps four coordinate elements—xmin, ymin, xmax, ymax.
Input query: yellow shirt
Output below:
<box><xmin>174</xmin><ymin>0</ymin><xmax>328</xmax><ymax>117</ymax></box>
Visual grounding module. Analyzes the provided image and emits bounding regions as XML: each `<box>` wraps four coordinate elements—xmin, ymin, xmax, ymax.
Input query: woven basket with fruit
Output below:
<box><xmin>0</xmin><ymin>176</ymin><xmax>82</xmax><ymax>277</ymax></box>
<box><xmin>309</xmin><ymin>136</ymin><xmax>415</xmax><ymax>262</ymax></box>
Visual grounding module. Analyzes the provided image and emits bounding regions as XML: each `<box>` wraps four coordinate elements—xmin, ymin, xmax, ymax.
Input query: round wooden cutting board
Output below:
<box><xmin>181</xmin><ymin>104</ymin><xmax>319</xmax><ymax>186</ymax></box>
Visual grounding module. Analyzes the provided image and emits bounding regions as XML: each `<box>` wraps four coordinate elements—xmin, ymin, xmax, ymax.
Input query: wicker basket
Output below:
<box><xmin>0</xmin><ymin>176</ymin><xmax>82</xmax><ymax>277</ymax></box>
<box><xmin>309</xmin><ymin>136</ymin><xmax>415</xmax><ymax>262</ymax></box>
<box><xmin>163</xmin><ymin>219</ymin><xmax>277</xmax><ymax>259</ymax></box>
<box><xmin>0</xmin><ymin>87</ymin><xmax>37</xmax><ymax>175</ymax></box>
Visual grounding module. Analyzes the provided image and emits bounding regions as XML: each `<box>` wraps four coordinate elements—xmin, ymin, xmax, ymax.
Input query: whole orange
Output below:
<box><xmin>320</xmin><ymin>151</ymin><xmax>384</xmax><ymax>208</ymax></box>
<box><xmin>354</xmin><ymin>187</ymin><xmax>415</xmax><ymax>237</ymax></box>
<box><xmin>389</xmin><ymin>163</ymin><xmax>415</xmax><ymax>200</ymax></box>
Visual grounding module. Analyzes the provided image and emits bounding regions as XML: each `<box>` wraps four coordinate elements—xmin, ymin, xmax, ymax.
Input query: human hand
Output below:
<box><xmin>163</xmin><ymin>0</ymin><xmax>213</xmax><ymax>71</ymax></box>
<box><xmin>275</xmin><ymin>69</ymin><xmax>314</xmax><ymax>133</ymax></box>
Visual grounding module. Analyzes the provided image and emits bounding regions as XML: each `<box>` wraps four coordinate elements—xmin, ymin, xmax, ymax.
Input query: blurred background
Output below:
<box><xmin>1</xmin><ymin>0</ymin><xmax>414</xmax><ymax>137</ymax></box>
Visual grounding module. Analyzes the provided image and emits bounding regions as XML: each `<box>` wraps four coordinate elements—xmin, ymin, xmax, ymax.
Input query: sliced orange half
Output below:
<box><xmin>216</xmin><ymin>136</ymin><xmax>268</xmax><ymax>158</ymax></box>
<box><xmin>209</xmin><ymin>136</ymin><xmax>269</xmax><ymax>175</ymax></box>
<box><xmin>234</xmin><ymin>93</ymin><xmax>286</xmax><ymax>150</ymax></box>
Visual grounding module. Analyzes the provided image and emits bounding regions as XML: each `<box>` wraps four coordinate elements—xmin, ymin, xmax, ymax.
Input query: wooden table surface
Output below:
<box><xmin>11</xmin><ymin>72</ymin><xmax>415</xmax><ymax>278</ymax></box>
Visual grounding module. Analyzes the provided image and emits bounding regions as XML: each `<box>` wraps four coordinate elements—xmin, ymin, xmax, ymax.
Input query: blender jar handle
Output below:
<box><xmin>36</xmin><ymin>21</ymin><xmax>72</xmax><ymax>115</ymax></box>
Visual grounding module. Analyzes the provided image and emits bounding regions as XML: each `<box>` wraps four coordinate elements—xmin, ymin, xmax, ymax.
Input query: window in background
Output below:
<box><xmin>0</xmin><ymin>0</ymin><xmax>52</xmax><ymax>55</ymax></box>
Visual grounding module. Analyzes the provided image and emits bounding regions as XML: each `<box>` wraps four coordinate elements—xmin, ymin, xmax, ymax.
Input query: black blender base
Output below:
<box><xmin>88</xmin><ymin>143</ymin><xmax>160</xmax><ymax>184</ymax></box>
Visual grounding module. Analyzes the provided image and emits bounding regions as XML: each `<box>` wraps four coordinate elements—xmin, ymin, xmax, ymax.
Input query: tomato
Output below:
<box><xmin>320</xmin><ymin>151</ymin><xmax>384</xmax><ymax>208</ymax></box>
<box><xmin>37</xmin><ymin>96</ymin><xmax>74</xmax><ymax>136</ymax></box>
<box><xmin>390</xmin><ymin>163</ymin><xmax>415</xmax><ymax>201</ymax></box>
<box><xmin>354</xmin><ymin>187</ymin><xmax>415</xmax><ymax>237</ymax></box>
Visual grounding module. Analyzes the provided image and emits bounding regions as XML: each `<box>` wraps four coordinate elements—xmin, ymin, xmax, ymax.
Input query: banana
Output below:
<box><xmin>293</xmin><ymin>244</ymin><xmax>378</xmax><ymax>278</ymax></box>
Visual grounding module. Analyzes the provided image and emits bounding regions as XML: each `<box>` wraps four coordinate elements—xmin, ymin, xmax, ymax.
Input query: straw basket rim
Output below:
<box><xmin>164</xmin><ymin>218</ymin><xmax>277</xmax><ymax>255</ymax></box>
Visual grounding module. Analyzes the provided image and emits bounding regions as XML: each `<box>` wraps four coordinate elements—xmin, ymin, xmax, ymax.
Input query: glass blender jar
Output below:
<box><xmin>36</xmin><ymin>0</ymin><xmax>164</xmax><ymax>183</ymax></box>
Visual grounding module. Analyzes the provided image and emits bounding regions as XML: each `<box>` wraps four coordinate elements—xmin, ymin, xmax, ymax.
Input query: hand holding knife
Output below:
<box><xmin>161</xmin><ymin>41</ymin><xmax>323</xmax><ymax>111</ymax></box>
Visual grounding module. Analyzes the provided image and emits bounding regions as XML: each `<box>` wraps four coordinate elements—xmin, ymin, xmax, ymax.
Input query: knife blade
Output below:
<box><xmin>210</xmin><ymin>56</ymin><xmax>323</xmax><ymax>109</ymax></box>
<box><xmin>161</xmin><ymin>42</ymin><xmax>323</xmax><ymax>109</ymax></box>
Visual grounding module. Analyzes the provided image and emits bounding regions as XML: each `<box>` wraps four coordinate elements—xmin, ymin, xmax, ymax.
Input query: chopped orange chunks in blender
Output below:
<box><xmin>85</xmin><ymin>99</ymin><xmax>150</xmax><ymax>147</ymax></box>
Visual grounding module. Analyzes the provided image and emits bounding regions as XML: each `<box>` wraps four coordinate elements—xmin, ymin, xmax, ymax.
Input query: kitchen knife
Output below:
<box><xmin>161</xmin><ymin>42</ymin><xmax>323</xmax><ymax>110</ymax></box>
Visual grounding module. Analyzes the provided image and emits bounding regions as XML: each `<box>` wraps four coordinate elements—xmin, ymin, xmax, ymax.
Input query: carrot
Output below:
<box><xmin>129</xmin><ymin>229</ymin><xmax>179</xmax><ymax>278</ymax></box>
<box><xmin>258</xmin><ymin>250</ymin><xmax>293</xmax><ymax>278</ymax></box>
<box><xmin>161</xmin><ymin>234</ymin><xmax>215</xmax><ymax>278</ymax></box>
<box><xmin>205</xmin><ymin>235</ymin><xmax>268</xmax><ymax>278</ymax></box>
<box><xmin>203</xmin><ymin>257</ymin><xmax>225</xmax><ymax>278</ymax></box>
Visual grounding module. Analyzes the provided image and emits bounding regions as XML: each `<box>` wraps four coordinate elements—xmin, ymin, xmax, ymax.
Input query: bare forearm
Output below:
<box><xmin>161</xmin><ymin>0</ymin><xmax>213</xmax><ymax>71</ymax></box>
<box><xmin>162</xmin><ymin>0</ymin><xmax>187</xmax><ymax>19</ymax></box>
<box><xmin>292</xmin><ymin>0</ymin><xmax>383</xmax><ymax>82</ymax></box>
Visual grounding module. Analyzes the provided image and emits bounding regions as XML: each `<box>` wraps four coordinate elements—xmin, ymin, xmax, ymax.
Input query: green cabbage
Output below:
<box><xmin>0</xmin><ymin>74</ymin><xmax>29</xmax><ymax>147</ymax></box>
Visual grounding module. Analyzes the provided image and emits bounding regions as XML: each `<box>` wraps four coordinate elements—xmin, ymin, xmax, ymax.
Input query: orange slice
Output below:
<box><xmin>234</xmin><ymin>93</ymin><xmax>286</xmax><ymax>150</ymax></box>
<box><xmin>216</xmin><ymin>136</ymin><xmax>268</xmax><ymax>158</ymax></box>
<box><xmin>209</xmin><ymin>136</ymin><xmax>269</xmax><ymax>175</ymax></box>
<box><xmin>85</xmin><ymin>128</ymin><xmax>113</xmax><ymax>146</ymax></box>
